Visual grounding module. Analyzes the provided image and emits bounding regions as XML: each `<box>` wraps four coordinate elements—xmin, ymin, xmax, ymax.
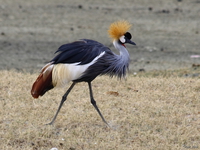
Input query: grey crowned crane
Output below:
<box><xmin>31</xmin><ymin>20</ymin><xmax>136</xmax><ymax>126</ymax></box>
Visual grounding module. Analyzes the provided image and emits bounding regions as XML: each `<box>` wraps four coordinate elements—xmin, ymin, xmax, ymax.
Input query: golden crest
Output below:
<box><xmin>108</xmin><ymin>20</ymin><xmax>132</xmax><ymax>40</ymax></box>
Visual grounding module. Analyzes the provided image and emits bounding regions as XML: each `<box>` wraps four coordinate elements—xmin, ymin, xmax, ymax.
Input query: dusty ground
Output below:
<box><xmin>0</xmin><ymin>0</ymin><xmax>200</xmax><ymax>73</ymax></box>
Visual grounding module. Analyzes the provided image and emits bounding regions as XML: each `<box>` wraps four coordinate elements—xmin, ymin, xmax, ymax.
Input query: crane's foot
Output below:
<box><xmin>45</xmin><ymin>122</ymin><xmax>53</xmax><ymax>126</ymax></box>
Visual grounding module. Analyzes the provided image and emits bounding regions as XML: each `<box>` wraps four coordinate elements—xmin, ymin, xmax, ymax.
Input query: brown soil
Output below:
<box><xmin>0</xmin><ymin>0</ymin><xmax>199</xmax><ymax>73</ymax></box>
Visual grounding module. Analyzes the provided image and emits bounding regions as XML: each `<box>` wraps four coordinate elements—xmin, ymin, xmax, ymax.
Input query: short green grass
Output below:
<box><xmin>0</xmin><ymin>69</ymin><xmax>199</xmax><ymax>150</ymax></box>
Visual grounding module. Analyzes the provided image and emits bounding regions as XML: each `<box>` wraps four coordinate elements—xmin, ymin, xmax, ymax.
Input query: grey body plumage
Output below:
<box><xmin>73</xmin><ymin>39</ymin><xmax>130</xmax><ymax>82</ymax></box>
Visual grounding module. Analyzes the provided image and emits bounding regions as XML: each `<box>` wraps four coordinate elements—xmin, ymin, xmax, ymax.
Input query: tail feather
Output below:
<box><xmin>31</xmin><ymin>63</ymin><xmax>54</xmax><ymax>98</ymax></box>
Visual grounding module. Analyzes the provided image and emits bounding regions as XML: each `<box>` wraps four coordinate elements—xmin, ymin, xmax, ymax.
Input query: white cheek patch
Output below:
<box><xmin>119</xmin><ymin>35</ymin><xmax>126</xmax><ymax>43</ymax></box>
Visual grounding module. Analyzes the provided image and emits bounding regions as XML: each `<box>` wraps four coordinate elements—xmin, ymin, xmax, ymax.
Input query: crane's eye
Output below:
<box><xmin>119</xmin><ymin>35</ymin><xmax>126</xmax><ymax>44</ymax></box>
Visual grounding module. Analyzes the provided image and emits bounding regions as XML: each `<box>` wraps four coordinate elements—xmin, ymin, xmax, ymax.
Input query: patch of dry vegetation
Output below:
<box><xmin>0</xmin><ymin>70</ymin><xmax>199</xmax><ymax>150</ymax></box>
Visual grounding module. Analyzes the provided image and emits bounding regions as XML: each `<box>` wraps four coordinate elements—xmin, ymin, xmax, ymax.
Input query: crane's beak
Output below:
<box><xmin>126</xmin><ymin>39</ymin><xmax>136</xmax><ymax>45</ymax></box>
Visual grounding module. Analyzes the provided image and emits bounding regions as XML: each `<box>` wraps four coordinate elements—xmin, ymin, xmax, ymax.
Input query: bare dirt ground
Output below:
<box><xmin>0</xmin><ymin>0</ymin><xmax>200</xmax><ymax>73</ymax></box>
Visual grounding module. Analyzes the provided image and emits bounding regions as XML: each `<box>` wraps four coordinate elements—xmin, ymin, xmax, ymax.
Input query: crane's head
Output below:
<box><xmin>108</xmin><ymin>20</ymin><xmax>136</xmax><ymax>46</ymax></box>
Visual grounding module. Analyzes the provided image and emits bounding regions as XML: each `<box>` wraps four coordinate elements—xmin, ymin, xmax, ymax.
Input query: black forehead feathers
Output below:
<box><xmin>124</xmin><ymin>32</ymin><xmax>132</xmax><ymax>40</ymax></box>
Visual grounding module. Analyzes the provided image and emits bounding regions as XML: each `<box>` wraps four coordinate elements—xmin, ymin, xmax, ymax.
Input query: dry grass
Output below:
<box><xmin>0</xmin><ymin>70</ymin><xmax>199</xmax><ymax>150</ymax></box>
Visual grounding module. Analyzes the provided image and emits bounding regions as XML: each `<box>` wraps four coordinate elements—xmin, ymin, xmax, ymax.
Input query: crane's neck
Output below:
<box><xmin>99</xmin><ymin>39</ymin><xmax>130</xmax><ymax>78</ymax></box>
<box><xmin>111</xmin><ymin>40</ymin><xmax>130</xmax><ymax>78</ymax></box>
<box><xmin>113</xmin><ymin>40</ymin><xmax>130</xmax><ymax>60</ymax></box>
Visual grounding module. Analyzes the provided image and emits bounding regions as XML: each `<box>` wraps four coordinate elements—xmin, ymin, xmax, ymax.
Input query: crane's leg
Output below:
<box><xmin>88</xmin><ymin>82</ymin><xmax>109</xmax><ymax>127</ymax></box>
<box><xmin>47</xmin><ymin>82</ymin><xmax>76</xmax><ymax>125</ymax></box>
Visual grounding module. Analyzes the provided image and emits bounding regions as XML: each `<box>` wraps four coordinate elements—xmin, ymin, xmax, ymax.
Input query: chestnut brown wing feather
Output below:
<box><xmin>31</xmin><ymin>64</ymin><xmax>54</xmax><ymax>98</ymax></box>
